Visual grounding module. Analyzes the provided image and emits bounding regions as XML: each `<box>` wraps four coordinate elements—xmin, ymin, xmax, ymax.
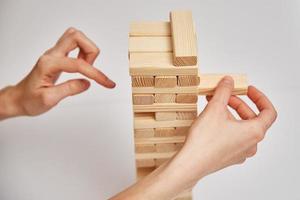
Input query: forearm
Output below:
<box><xmin>111</xmin><ymin>153</ymin><xmax>205</xmax><ymax>200</ymax></box>
<box><xmin>0</xmin><ymin>85</ymin><xmax>24</xmax><ymax>120</ymax></box>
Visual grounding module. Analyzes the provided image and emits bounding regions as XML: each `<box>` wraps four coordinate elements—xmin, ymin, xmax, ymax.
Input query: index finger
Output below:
<box><xmin>248</xmin><ymin>86</ymin><xmax>277</xmax><ymax>130</ymax></box>
<box><xmin>49</xmin><ymin>28</ymin><xmax>100</xmax><ymax>64</ymax></box>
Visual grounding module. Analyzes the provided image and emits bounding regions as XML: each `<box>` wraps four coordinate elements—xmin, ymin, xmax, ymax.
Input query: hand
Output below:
<box><xmin>171</xmin><ymin>76</ymin><xmax>277</xmax><ymax>187</ymax></box>
<box><xmin>112</xmin><ymin>77</ymin><xmax>277</xmax><ymax>200</ymax></box>
<box><xmin>0</xmin><ymin>28</ymin><xmax>115</xmax><ymax>119</ymax></box>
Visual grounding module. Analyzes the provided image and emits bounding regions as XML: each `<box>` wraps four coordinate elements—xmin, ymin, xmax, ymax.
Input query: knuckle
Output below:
<box><xmin>66</xmin><ymin>27</ymin><xmax>77</xmax><ymax>34</ymax></box>
<box><xmin>251</xmin><ymin>125</ymin><xmax>265</xmax><ymax>142</ymax></box>
<box><xmin>37</xmin><ymin>55</ymin><xmax>50</xmax><ymax>66</ymax></box>
<box><xmin>40</xmin><ymin>92</ymin><xmax>55</xmax><ymax>107</ymax></box>
<box><xmin>70</xmin><ymin>30</ymin><xmax>82</xmax><ymax>40</ymax></box>
<box><xmin>248</xmin><ymin>147</ymin><xmax>258</xmax><ymax>157</ymax></box>
<box><xmin>238</xmin><ymin>158</ymin><xmax>246</xmax><ymax>165</ymax></box>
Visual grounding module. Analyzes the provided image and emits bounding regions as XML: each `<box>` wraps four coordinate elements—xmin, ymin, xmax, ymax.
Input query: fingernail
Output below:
<box><xmin>223</xmin><ymin>76</ymin><xmax>233</xmax><ymax>83</ymax></box>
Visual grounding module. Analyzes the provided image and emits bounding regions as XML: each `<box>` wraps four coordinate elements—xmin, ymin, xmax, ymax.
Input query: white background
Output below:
<box><xmin>0</xmin><ymin>0</ymin><xmax>299</xmax><ymax>199</ymax></box>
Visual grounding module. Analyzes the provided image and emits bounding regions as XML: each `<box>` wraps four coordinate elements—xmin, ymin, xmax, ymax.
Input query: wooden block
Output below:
<box><xmin>135</xmin><ymin>136</ymin><xmax>185</xmax><ymax>145</ymax></box>
<box><xmin>132</xmin><ymin>76</ymin><xmax>154</xmax><ymax>87</ymax></box>
<box><xmin>130</xmin><ymin>21</ymin><xmax>171</xmax><ymax>36</ymax></box>
<box><xmin>155</xmin><ymin>76</ymin><xmax>177</xmax><ymax>88</ymax></box>
<box><xmin>175</xmin><ymin>143</ymin><xmax>184</xmax><ymax>150</ymax></box>
<box><xmin>155</xmin><ymin>158</ymin><xmax>169</xmax><ymax>167</ymax></box>
<box><xmin>132</xmin><ymin>86</ymin><xmax>197</xmax><ymax>94</ymax></box>
<box><xmin>155</xmin><ymin>112</ymin><xmax>177</xmax><ymax>121</ymax></box>
<box><xmin>133</xmin><ymin>94</ymin><xmax>154</xmax><ymax>105</ymax></box>
<box><xmin>175</xmin><ymin>127</ymin><xmax>190</xmax><ymax>136</ymax></box>
<box><xmin>176</xmin><ymin>94</ymin><xmax>198</xmax><ymax>103</ymax></box>
<box><xmin>170</xmin><ymin>11</ymin><xmax>197</xmax><ymax>66</ymax></box>
<box><xmin>198</xmin><ymin>74</ymin><xmax>248</xmax><ymax>95</ymax></box>
<box><xmin>134</xmin><ymin>129</ymin><xmax>155</xmax><ymax>138</ymax></box>
<box><xmin>176</xmin><ymin>111</ymin><xmax>197</xmax><ymax>120</ymax></box>
<box><xmin>178</xmin><ymin>75</ymin><xmax>199</xmax><ymax>86</ymax></box>
<box><xmin>136</xmin><ymin>167</ymin><xmax>156</xmax><ymax>180</ymax></box>
<box><xmin>154</xmin><ymin>127</ymin><xmax>176</xmax><ymax>137</ymax></box>
<box><xmin>129</xmin><ymin>52</ymin><xmax>198</xmax><ymax>76</ymax></box>
<box><xmin>133</xmin><ymin>103</ymin><xmax>197</xmax><ymax>113</ymax></box>
<box><xmin>135</xmin><ymin>144</ymin><xmax>156</xmax><ymax>153</ymax></box>
<box><xmin>154</xmin><ymin>93</ymin><xmax>176</xmax><ymax>103</ymax></box>
<box><xmin>136</xmin><ymin>159</ymin><xmax>155</xmax><ymax>168</ymax></box>
<box><xmin>129</xmin><ymin>37</ymin><xmax>172</xmax><ymax>53</ymax></box>
<box><xmin>136</xmin><ymin>151</ymin><xmax>176</xmax><ymax>160</ymax></box>
<box><xmin>156</xmin><ymin>143</ymin><xmax>177</xmax><ymax>152</ymax></box>
<box><xmin>134</xmin><ymin>117</ymin><xmax>193</xmax><ymax>129</ymax></box>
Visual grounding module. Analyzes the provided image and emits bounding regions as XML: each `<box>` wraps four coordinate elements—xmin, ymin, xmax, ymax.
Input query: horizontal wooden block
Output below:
<box><xmin>132</xmin><ymin>86</ymin><xmax>198</xmax><ymax>94</ymax></box>
<box><xmin>155</xmin><ymin>158</ymin><xmax>169</xmax><ymax>167</ymax></box>
<box><xmin>155</xmin><ymin>127</ymin><xmax>176</xmax><ymax>137</ymax></box>
<box><xmin>134</xmin><ymin>128</ymin><xmax>155</xmax><ymax>138</ymax></box>
<box><xmin>198</xmin><ymin>74</ymin><xmax>248</xmax><ymax>95</ymax></box>
<box><xmin>129</xmin><ymin>52</ymin><xmax>198</xmax><ymax>76</ymax></box>
<box><xmin>155</xmin><ymin>111</ymin><xmax>177</xmax><ymax>121</ymax></box>
<box><xmin>135</xmin><ymin>136</ymin><xmax>185</xmax><ymax>145</ymax></box>
<box><xmin>130</xmin><ymin>21</ymin><xmax>171</xmax><ymax>36</ymax></box>
<box><xmin>176</xmin><ymin>111</ymin><xmax>197</xmax><ymax>120</ymax></box>
<box><xmin>178</xmin><ymin>75</ymin><xmax>199</xmax><ymax>86</ymax></box>
<box><xmin>136</xmin><ymin>151</ymin><xmax>176</xmax><ymax>160</ymax></box>
<box><xmin>156</xmin><ymin>143</ymin><xmax>177</xmax><ymax>152</ymax></box>
<box><xmin>136</xmin><ymin>159</ymin><xmax>155</xmax><ymax>168</ymax></box>
<box><xmin>136</xmin><ymin>167</ymin><xmax>156</xmax><ymax>180</ymax></box>
<box><xmin>134</xmin><ymin>117</ymin><xmax>193</xmax><ymax>129</ymax></box>
<box><xmin>154</xmin><ymin>93</ymin><xmax>176</xmax><ymax>103</ymax></box>
<box><xmin>135</xmin><ymin>144</ymin><xmax>156</xmax><ymax>153</ymax></box>
<box><xmin>133</xmin><ymin>103</ymin><xmax>197</xmax><ymax>113</ymax></box>
<box><xmin>133</xmin><ymin>94</ymin><xmax>154</xmax><ymax>105</ymax></box>
<box><xmin>176</xmin><ymin>94</ymin><xmax>198</xmax><ymax>103</ymax></box>
<box><xmin>170</xmin><ymin>11</ymin><xmax>197</xmax><ymax>66</ymax></box>
<box><xmin>129</xmin><ymin>37</ymin><xmax>172</xmax><ymax>53</ymax></box>
<box><xmin>155</xmin><ymin>76</ymin><xmax>177</xmax><ymax>88</ymax></box>
<box><xmin>132</xmin><ymin>76</ymin><xmax>154</xmax><ymax>87</ymax></box>
<box><xmin>175</xmin><ymin>127</ymin><xmax>190</xmax><ymax>136</ymax></box>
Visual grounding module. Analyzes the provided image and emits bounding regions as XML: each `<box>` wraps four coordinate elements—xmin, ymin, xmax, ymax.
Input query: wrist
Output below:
<box><xmin>0</xmin><ymin>85</ymin><xmax>25</xmax><ymax>120</ymax></box>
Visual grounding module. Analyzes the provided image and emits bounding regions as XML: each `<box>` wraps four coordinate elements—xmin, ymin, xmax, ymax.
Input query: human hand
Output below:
<box><xmin>172</xmin><ymin>76</ymin><xmax>277</xmax><ymax>186</ymax></box>
<box><xmin>0</xmin><ymin>28</ymin><xmax>115</xmax><ymax>119</ymax></box>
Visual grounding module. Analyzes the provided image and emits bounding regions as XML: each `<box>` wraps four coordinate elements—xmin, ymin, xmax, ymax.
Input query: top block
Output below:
<box><xmin>170</xmin><ymin>11</ymin><xmax>198</xmax><ymax>66</ymax></box>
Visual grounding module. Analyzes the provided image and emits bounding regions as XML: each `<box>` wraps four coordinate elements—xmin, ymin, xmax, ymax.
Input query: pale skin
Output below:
<box><xmin>0</xmin><ymin>28</ymin><xmax>277</xmax><ymax>199</ymax></box>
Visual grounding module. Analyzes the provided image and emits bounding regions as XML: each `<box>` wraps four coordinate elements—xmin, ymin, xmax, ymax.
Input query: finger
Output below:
<box><xmin>47</xmin><ymin>57</ymin><xmax>116</xmax><ymax>88</ymax></box>
<box><xmin>245</xmin><ymin>145</ymin><xmax>258</xmax><ymax>158</ymax></box>
<box><xmin>50</xmin><ymin>28</ymin><xmax>100</xmax><ymax>64</ymax></box>
<box><xmin>206</xmin><ymin>95</ymin><xmax>236</xmax><ymax>120</ymax></box>
<box><xmin>46</xmin><ymin>79</ymin><xmax>90</xmax><ymax>103</ymax></box>
<box><xmin>248</xmin><ymin>86</ymin><xmax>277</xmax><ymax>130</ymax></box>
<box><xmin>228</xmin><ymin>95</ymin><xmax>257</xmax><ymax>120</ymax></box>
<box><xmin>210</xmin><ymin>76</ymin><xmax>234</xmax><ymax>107</ymax></box>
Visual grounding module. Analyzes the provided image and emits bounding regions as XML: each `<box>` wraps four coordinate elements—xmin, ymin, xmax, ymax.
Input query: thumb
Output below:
<box><xmin>47</xmin><ymin>79</ymin><xmax>90</xmax><ymax>103</ymax></box>
<box><xmin>210</xmin><ymin>76</ymin><xmax>234</xmax><ymax>106</ymax></box>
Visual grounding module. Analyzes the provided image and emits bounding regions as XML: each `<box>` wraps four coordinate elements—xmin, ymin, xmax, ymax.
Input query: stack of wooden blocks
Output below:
<box><xmin>128</xmin><ymin>11</ymin><xmax>248</xmax><ymax>200</ymax></box>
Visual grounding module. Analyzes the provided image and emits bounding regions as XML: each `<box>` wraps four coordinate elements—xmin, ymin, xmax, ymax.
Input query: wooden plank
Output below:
<box><xmin>136</xmin><ymin>151</ymin><xmax>176</xmax><ymax>160</ymax></box>
<box><xmin>135</xmin><ymin>136</ymin><xmax>185</xmax><ymax>145</ymax></box>
<box><xmin>135</xmin><ymin>144</ymin><xmax>156</xmax><ymax>153</ymax></box>
<box><xmin>175</xmin><ymin>127</ymin><xmax>190</xmax><ymax>136</ymax></box>
<box><xmin>134</xmin><ymin>128</ymin><xmax>155</xmax><ymax>138</ymax></box>
<box><xmin>132</xmin><ymin>94</ymin><xmax>154</xmax><ymax>105</ymax></box>
<box><xmin>136</xmin><ymin>167</ymin><xmax>156</xmax><ymax>180</ymax></box>
<box><xmin>198</xmin><ymin>74</ymin><xmax>248</xmax><ymax>95</ymax></box>
<box><xmin>156</xmin><ymin>143</ymin><xmax>177</xmax><ymax>152</ymax></box>
<box><xmin>178</xmin><ymin>75</ymin><xmax>199</xmax><ymax>86</ymax></box>
<box><xmin>136</xmin><ymin>159</ymin><xmax>155</xmax><ymax>168</ymax></box>
<box><xmin>132</xmin><ymin>86</ymin><xmax>198</xmax><ymax>94</ymax></box>
<box><xmin>134</xmin><ymin>117</ymin><xmax>193</xmax><ymax>129</ymax></box>
<box><xmin>154</xmin><ymin>93</ymin><xmax>176</xmax><ymax>103</ymax></box>
<box><xmin>129</xmin><ymin>37</ymin><xmax>172</xmax><ymax>53</ymax></box>
<box><xmin>155</xmin><ymin>158</ymin><xmax>169</xmax><ymax>167</ymax></box>
<box><xmin>155</xmin><ymin>111</ymin><xmax>177</xmax><ymax>121</ymax></box>
<box><xmin>130</xmin><ymin>21</ymin><xmax>171</xmax><ymax>36</ymax></box>
<box><xmin>170</xmin><ymin>11</ymin><xmax>197</xmax><ymax>66</ymax></box>
<box><xmin>176</xmin><ymin>111</ymin><xmax>197</xmax><ymax>120</ymax></box>
<box><xmin>132</xmin><ymin>76</ymin><xmax>154</xmax><ymax>87</ymax></box>
<box><xmin>155</xmin><ymin>76</ymin><xmax>177</xmax><ymax>88</ymax></box>
<box><xmin>155</xmin><ymin>128</ymin><xmax>176</xmax><ymax>137</ymax></box>
<box><xmin>176</xmin><ymin>94</ymin><xmax>198</xmax><ymax>103</ymax></box>
<box><xmin>133</xmin><ymin>103</ymin><xmax>197</xmax><ymax>113</ymax></box>
<box><xmin>129</xmin><ymin>52</ymin><xmax>198</xmax><ymax>76</ymax></box>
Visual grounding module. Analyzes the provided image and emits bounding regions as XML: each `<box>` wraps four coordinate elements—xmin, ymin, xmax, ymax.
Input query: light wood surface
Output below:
<box><xmin>170</xmin><ymin>11</ymin><xmax>197</xmax><ymax>66</ymax></box>
<box><xmin>133</xmin><ymin>103</ymin><xmax>197</xmax><ymax>113</ymax></box>
<box><xmin>155</xmin><ymin>76</ymin><xmax>177</xmax><ymax>88</ymax></box>
<box><xmin>130</xmin><ymin>21</ymin><xmax>171</xmax><ymax>36</ymax></box>
<box><xmin>131</xmin><ymin>76</ymin><xmax>154</xmax><ymax>87</ymax></box>
<box><xmin>129</xmin><ymin>37</ymin><xmax>172</xmax><ymax>53</ymax></box>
